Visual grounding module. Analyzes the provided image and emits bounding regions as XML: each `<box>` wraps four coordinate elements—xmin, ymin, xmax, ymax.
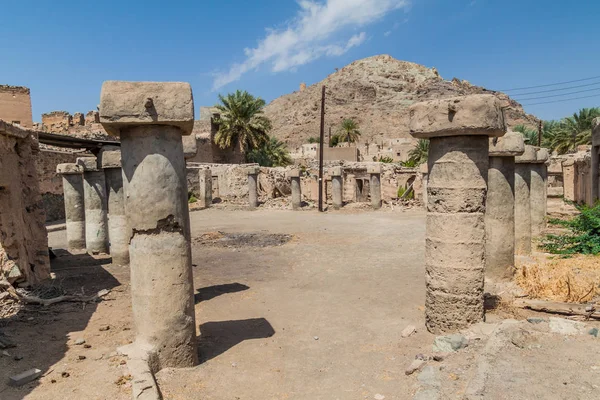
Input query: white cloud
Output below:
<box><xmin>384</xmin><ymin>30</ymin><xmax>392</xmax><ymax>37</ymax></box>
<box><xmin>212</xmin><ymin>0</ymin><xmax>410</xmax><ymax>90</ymax></box>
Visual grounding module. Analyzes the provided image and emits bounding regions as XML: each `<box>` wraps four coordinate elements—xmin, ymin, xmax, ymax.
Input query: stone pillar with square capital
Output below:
<box><xmin>99</xmin><ymin>81</ymin><xmax>198</xmax><ymax>372</ymax></box>
<box><xmin>514</xmin><ymin>145</ymin><xmax>538</xmax><ymax>255</ymax></box>
<box><xmin>56</xmin><ymin>163</ymin><xmax>86</xmax><ymax>252</ymax></box>
<box><xmin>485</xmin><ymin>131</ymin><xmax>524</xmax><ymax>281</ymax></box>
<box><xmin>409</xmin><ymin>94</ymin><xmax>506</xmax><ymax>333</ymax></box>
<box><xmin>76</xmin><ymin>156</ymin><xmax>109</xmax><ymax>255</ymax></box>
<box><xmin>99</xmin><ymin>146</ymin><xmax>129</xmax><ymax>266</ymax></box>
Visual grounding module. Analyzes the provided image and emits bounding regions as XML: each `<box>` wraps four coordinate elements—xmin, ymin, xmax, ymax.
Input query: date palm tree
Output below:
<box><xmin>213</xmin><ymin>90</ymin><xmax>272</xmax><ymax>152</ymax></box>
<box><xmin>407</xmin><ymin>139</ymin><xmax>429</xmax><ymax>165</ymax></box>
<box><xmin>246</xmin><ymin>136</ymin><xmax>293</xmax><ymax>167</ymax></box>
<box><xmin>338</xmin><ymin>118</ymin><xmax>361</xmax><ymax>143</ymax></box>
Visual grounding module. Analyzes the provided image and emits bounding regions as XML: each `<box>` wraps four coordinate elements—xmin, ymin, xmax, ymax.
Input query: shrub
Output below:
<box><xmin>540</xmin><ymin>202</ymin><xmax>600</xmax><ymax>254</ymax></box>
<box><xmin>397</xmin><ymin>185</ymin><xmax>414</xmax><ymax>199</ymax></box>
<box><xmin>376</xmin><ymin>155</ymin><xmax>394</xmax><ymax>163</ymax></box>
<box><xmin>188</xmin><ymin>192</ymin><xmax>198</xmax><ymax>203</ymax></box>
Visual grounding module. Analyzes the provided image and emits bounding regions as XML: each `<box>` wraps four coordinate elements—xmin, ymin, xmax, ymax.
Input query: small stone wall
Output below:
<box><xmin>187</xmin><ymin>161</ymin><xmax>420</xmax><ymax>205</ymax></box>
<box><xmin>0</xmin><ymin>120</ymin><xmax>50</xmax><ymax>285</ymax></box>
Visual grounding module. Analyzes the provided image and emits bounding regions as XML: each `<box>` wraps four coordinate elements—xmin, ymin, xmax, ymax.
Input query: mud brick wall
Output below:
<box><xmin>36</xmin><ymin>150</ymin><xmax>80</xmax><ymax>222</ymax></box>
<box><xmin>0</xmin><ymin>120</ymin><xmax>50</xmax><ymax>285</ymax></box>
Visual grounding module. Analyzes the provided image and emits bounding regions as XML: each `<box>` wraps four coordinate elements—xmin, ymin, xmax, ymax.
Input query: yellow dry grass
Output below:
<box><xmin>515</xmin><ymin>254</ymin><xmax>600</xmax><ymax>303</ymax></box>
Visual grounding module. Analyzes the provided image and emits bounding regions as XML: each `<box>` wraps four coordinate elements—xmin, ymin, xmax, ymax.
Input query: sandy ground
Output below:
<box><xmin>1</xmin><ymin>208</ymin><xmax>598</xmax><ymax>400</ymax></box>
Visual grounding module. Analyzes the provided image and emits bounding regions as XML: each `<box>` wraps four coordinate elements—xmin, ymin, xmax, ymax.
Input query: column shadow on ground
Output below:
<box><xmin>194</xmin><ymin>283</ymin><xmax>250</xmax><ymax>303</ymax></box>
<box><xmin>198</xmin><ymin>318</ymin><xmax>275</xmax><ymax>363</ymax></box>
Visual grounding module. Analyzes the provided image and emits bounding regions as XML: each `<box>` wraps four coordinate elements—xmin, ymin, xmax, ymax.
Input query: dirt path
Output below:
<box><xmin>1</xmin><ymin>208</ymin><xmax>598</xmax><ymax>399</ymax></box>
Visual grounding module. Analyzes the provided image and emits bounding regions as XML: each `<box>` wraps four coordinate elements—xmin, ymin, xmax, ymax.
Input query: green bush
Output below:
<box><xmin>400</xmin><ymin>159</ymin><xmax>418</xmax><ymax>168</ymax></box>
<box><xmin>375</xmin><ymin>155</ymin><xmax>394</xmax><ymax>163</ymax></box>
<box><xmin>188</xmin><ymin>192</ymin><xmax>198</xmax><ymax>204</ymax></box>
<box><xmin>541</xmin><ymin>201</ymin><xmax>600</xmax><ymax>254</ymax></box>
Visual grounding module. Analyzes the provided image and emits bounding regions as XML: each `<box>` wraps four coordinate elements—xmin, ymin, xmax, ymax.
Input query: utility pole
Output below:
<box><xmin>318</xmin><ymin>86</ymin><xmax>326</xmax><ymax>212</ymax></box>
<box><xmin>328</xmin><ymin>126</ymin><xmax>332</xmax><ymax>148</ymax></box>
<box><xmin>538</xmin><ymin>120</ymin><xmax>542</xmax><ymax>147</ymax></box>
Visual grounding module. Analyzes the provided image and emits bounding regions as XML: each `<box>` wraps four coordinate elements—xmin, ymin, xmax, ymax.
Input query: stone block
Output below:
<box><xmin>536</xmin><ymin>147</ymin><xmax>550</xmax><ymax>162</ymax></box>
<box><xmin>514</xmin><ymin>145</ymin><xmax>537</xmax><ymax>164</ymax></box>
<box><xmin>182</xmin><ymin>134</ymin><xmax>198</xmax><ymax>159</ymax></box>
<box><xmin>9</xmin><ymin>368</ymin><xmax>42</xmax><ymax>386</ymax></box>
<box><xmin>419</xmin><ymin>163</ymin><xmax>428</xmax><ymax>173</ymax></box>
<box><xmin>99</xmin><ymin>81</ymin><xmax>194</xmax><ymax>137</ymax></box>
<box><xmin>287</xmin><ymin>168</ymin><xmax>300</xmax><ymax>178</ymax></box>
<box><xmin>76</xmin><ymin>157</ymin><xmax>99</xmax><ymax>171</ymax></box>
<box><xmin>330</xmin><ymin>166</ymin><xmax>343</xmax><ymax>176</ymax></box>
<box><xmin>56</xmin><ymin>163</ymin><xmax>82</xmax><ymax>175</ymax></box>
<box><xmin>246</xmin><ymin>166</ymin><xmax>260</xmax><ymax>175</ymax></box>
<box><xmin>98</xmin><ymin>146</ymin><xmax>122</xmax><ymax>169</ymax></box>
<box><xmin>489</xmin><ymin>131</ymin><xmax>525</xmax><ymax>157</ymax></box>
<box><xmin>367</xmin><ymin>164</ymin><xmax>382</xmax><ymax>174</ymax></box>
<box><xmin>409</xmin><ymin>94</ymin><xmax>505</xmax><ymax>138</ymax></box>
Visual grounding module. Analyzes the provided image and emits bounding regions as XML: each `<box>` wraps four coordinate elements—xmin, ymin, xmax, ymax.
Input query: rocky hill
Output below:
<box><xmin>264</xmin><ymin>55</ymin><xmax>538</xmax><ymax>148</ymax></box>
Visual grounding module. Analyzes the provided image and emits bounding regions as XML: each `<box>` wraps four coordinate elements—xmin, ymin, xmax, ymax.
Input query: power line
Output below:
<box><xmin>521</xmin><ymin>93</ymin><xmax>600</xmax><ymax>106</ymax></box>
<box><xmin>511</xmin><ymin>80</ymin><xmax>600</xmax><ymax>97</ymax></box>
<box><xmin>499</xmin><ymin>75</ymin><xmax>600</xmax><ymax>92</ymax></box>
<box><xmin>515</xmin><ymin>87</ymin><xmax>600</xmax><ymax>101</ymax></box>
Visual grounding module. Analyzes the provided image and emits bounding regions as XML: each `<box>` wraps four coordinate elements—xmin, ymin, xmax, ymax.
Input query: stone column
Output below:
<box><xmin>287</xmin><ymin>168</ymin><xmax>302</xmax><ymax>210</ymax></box>
<box><xmin>199</xmin><ymin>169</ymin><xmax>213</xmax><ymax>208</ymax></box>
<box><xmin>77</xmin><ymin>157</ymin><xmax>109</xmax><ymax>255</ymax></box>
<box><xmin>56</xmin><ymin>163</ymin><xmax>86</xmax><ymax>252</ymax></box>
<box><xmin>485</xmin><ymin>132</ymin><xmax>524</xmax><ymax>281</ymax></box>
<box><xmin>531</xmin><ymin>148</ymin><xmax>550</xmax><ymax>237</ymax></box>
<box><xmin>368</xmin><ymin>164</ymin><xmax>382</xmax><ymax>209</ymax></box>
<box><xmin>409</xmin><ymin>94</ymin><xmax>506</xmax><ymax>333</ymax></box>
<box><xmin>330</xmin><ymin>166</ymin><xmax>343</xmax><ymax>210</ymax></box>
<box><xmin>419</xmin><ymin>163</ymin><xmax>428</xmax><ymax>208</ymax></box>
<box><xmin>99</xmin><ymin>147</ymin><xmax>130</xmax><ymax>266</ymax></box>
<box><xmin>514</xmin><ymin>145</ymin><xmax>537</xmax><ymax>255</ymax></box>
<box><xmin>247</xmin><ymin>166</ymin><xmax>259</xmax><ymax>209</ymax></box>
<box><xmin>99</xmin><ymin>81</ymin><xmax>198</xmax><ymax>369</ymax></box>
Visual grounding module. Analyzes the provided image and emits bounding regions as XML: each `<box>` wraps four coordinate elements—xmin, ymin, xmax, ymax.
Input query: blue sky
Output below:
<box><xmin>1</xmin><ymin>0</ymin><xmax>597</xmax><ymax>123</ymax></box>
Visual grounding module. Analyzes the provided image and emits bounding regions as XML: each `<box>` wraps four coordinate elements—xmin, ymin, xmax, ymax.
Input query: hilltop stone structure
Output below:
<box><xmin>0</xmin><ymin>85</ymin><xmax>33</xmax><ymax>129</ymax></box>
<box><xmin>410</xmin><ymin>94</ymin><xmax>506</xmax><ymax>333</ymax></box>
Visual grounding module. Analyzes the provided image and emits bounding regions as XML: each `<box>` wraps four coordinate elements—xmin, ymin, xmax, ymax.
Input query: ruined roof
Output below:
<box><xmin>0</xmin><ymin>84</ymin><xmax>30</xmax><ymax>94</ymax></box>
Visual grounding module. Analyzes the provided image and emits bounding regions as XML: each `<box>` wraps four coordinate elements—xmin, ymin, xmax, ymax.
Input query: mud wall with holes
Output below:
<box><xmin>0</xmin><ymin>120</ymin><xmax>50</xmax><ymax>285</ymax></box>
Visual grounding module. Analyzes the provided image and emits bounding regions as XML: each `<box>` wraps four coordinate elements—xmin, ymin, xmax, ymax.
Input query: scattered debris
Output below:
<box><xmin>401</xmin><ymin>325</ymin><xmax>416</xmax><ymax>338</ymax></box>
<box><xmin>74</xmin><ymin>339</ymin><xmax>86</xmax><ymax>345</ymax></box>
<box><xmin>61</xmin><ymin>371</ymin><xmax>70</xmax><ymax>378</ymax></box>
<box><xmin>548</xmin><ymin>317</ymin><xmax>586</xmax><ymax>335</ymax></box>
<box><xmin>115</xmin><ymin>374</ymin><xmax>132</xmax><ymax>386</ymax></box>
<box><xmin>313</xmin><ymin>336</ymin><xmax>319</xmax><ymax>341</ymax></box>
<box><xmin>374</xmin><ymin>394</ymin><xmax>385</xmax><ymax>400</ymax></box>
<box><xmin>78</xmin><ymin>355</ymin><xmax>86</xmax><ymax>360</ymax></box>
<box><xmin>195</xmin><ymin>231</ymin><xmax>293</xmax><ymax>248</ymax></box>
<box><xmin>589</xmin><ymin>328</ymin><xmax>599</xmax><ymax>337</ymax></box>
<box><xmin>432</xmin><ymin>334</ymin><xmax>468</xmax><ymax>352</ymax></box>
<box><xmin>9</xmin><ymin>368</ymin><xmax>42</xmax><ymax>386</ymax></box>
<box><xmin>527</xmin><ymin>317</ymin><xmax>546</xmax><ymax>324</ymax></box>
<box><xmin>515</xmin><ymin>299</ymin><xmax>599</xmax><ymax>320</ymax></box>
<box><xmin>15</xmin><ymin>288</ymin><xmax>112</xmax><ymax>307</ymax></box>
<box><xmin>99</xmin><ymin>325</ymin><xmax>110</xmax><ymax>332</ymax></box>
<box><xmin>405</xmin><ymin>359</ymin><xmax>426</xmax><ymax>375</ymax></box>
<box><xmin>13</xmin><ymin>354</ymin><xmax>23</xmax><ymax>361</ymax></box>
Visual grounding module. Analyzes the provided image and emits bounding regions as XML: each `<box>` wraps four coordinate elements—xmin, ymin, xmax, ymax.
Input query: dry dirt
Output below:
<box><xmin>1</xmin><ymin>209</ymin><xmax>598</xmax><ymax>400</ymax></box>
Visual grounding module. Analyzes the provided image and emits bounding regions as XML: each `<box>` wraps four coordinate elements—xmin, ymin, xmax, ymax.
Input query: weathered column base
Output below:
<box><xmin>368</xmin><ymin>164</ymin><xmax>382</xmax><ymax>209</ymax></box>
<box><xmin>247</xmin><ymin>166</ymin><xmax>259</xmax><ymax>209</ymax></box>
<box><xmin>330</xmin><ymin>166</ymin><xmax>343</xmax><ymax>210</ymax></box>
<box><xmin>288</xmin><ymin>168</ymin><xmax>302</xmax><ymax>210</ymax></box>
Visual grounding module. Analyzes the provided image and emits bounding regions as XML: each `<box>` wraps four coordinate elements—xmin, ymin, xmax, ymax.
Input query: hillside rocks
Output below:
<box><xmin>264</xmin><ymin>55</ymin><xmax>537</xmax><ymax>148</ymax></box>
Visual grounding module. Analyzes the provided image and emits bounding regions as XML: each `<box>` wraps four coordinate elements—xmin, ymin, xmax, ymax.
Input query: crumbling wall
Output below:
<box><xmin>0</xmin><ymin>120</ymin><xmax>50</xmax><ymax>285</ymax></box>
<box><xmin>36</xmin><ymin>150</ymin><xmax>80</xmax><ymax>221</ymax></box>
<box><xmin>0</xmin><ymin>85</ymin><xmax>33</xmax><ymax>129</ymax></box>
<box><xmin>187</xmin><ymin>161</ymin><xmax>420</xmax><ymax>205</ymax></box>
